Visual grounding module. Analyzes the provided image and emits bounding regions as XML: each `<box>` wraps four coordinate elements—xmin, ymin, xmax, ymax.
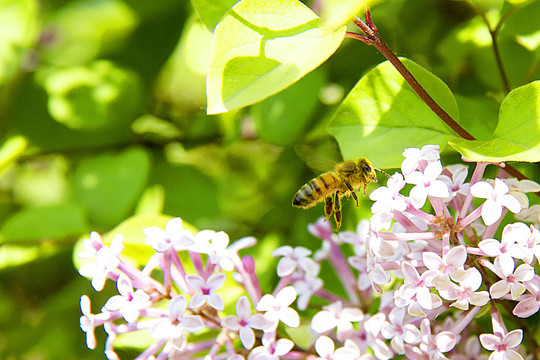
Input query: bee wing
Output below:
<box><xmin>294</xmin><ymin>140</ymin><xmax>343</xmax><ymax>174</ymax></box>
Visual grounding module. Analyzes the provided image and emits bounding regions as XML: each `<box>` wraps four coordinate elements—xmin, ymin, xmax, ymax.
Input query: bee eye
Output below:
<box><xmin>363</xmin><ymin>165</ymin><xmax>371</xmax><ymax>171</ymax></box>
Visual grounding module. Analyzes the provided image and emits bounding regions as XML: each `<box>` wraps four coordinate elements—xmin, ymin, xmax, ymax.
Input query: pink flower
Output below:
<box><xmin>399</xmin><ymin>262</ymin><xmax>437</xmax><ymax>311</ymax></box>
<box><xmin>186</xmin><ymin>273</ymin><xmax>226</xmax><ymax>311</ymax></box>
<box><xmin>422</xmin><ymin>245</ymin><xmax>467</xmax><ymax>290</ymax></box>
<box><xmin>480</xmin><ymin>329</ymin><xmax>523</xmax><ymax>360</ymax></box>
<box><xmin>478</xmin><ymin>223</ymin><xmax>527</xmax><ymax>277</ymax></box>
<box><xmin>381</xmin><ymin>307</ymin><xmax>421</xmax><ymax>354</ymax></box>
<box><xmin>222</xmin><ymin>296</ymin><xmax>268</xmax><ymax>349</ymax></box>
<box><xmin>418</xmin><ymin>318</ymin><xmax>457</xmax><ymax>360</ymax></box>
<box><xmin>470</xmin><ymin>179</ymin><xmax>522</xmax><ymax>226</ymax></box>
<box><xmin>438</xmin><ymin>268</ymin><xmax>490</xmax><ymax>310</ymax></box>
<box><xmin>488</xmin><ymin>257</ymin><xmax>534</xmax><ymax>300</ymax></box>
<box><xmin>513</xmin><ymin>275</ymin><xmax>540</xmax><ymax>318</ymax></box>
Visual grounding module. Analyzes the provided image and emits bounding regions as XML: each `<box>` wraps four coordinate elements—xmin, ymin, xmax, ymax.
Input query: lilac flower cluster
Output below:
<box><xmin>79</xmin><ymin>145</ymin><xmax>540</xmax><ymax>360</ymax></box>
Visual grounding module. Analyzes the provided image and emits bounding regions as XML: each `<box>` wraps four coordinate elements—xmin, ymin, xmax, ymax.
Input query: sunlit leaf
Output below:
<box><xmin>449</xmin><ymin>81</ymin><xmax>540</xmax><ymax>162</ymax></box>
<box><xmin>328</xmin><ymin>58</ymin><xmax>459</xmax><ymax>169</ymax></box>
<box><xmin>0</xmin><ymin>135</ymin><xmax>27</xmax><ymax>173</ymax></box>
<box><xmin>320</xmin><ymin>0</ymin><xmax>378</xmax><ymax>29</ymax></box>
<box><xmin>190</xmin><ymin>0</ymin><xmax>237</xmax><ymax>31</ymax></box>
<box><xmin>206</xmin><ymin>0</ymin><xmax>346</xmax><ymax>114</ymax></box>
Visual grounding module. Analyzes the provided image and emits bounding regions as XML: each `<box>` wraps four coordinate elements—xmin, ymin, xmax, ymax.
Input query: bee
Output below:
<box><xmin>292</xmin><ymin>158</ymin><xmax>388</xmax><ymax>231</ymax></box>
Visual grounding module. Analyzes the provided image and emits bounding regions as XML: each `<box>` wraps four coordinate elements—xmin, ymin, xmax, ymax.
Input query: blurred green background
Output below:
<box><xmin>0</xmin><ymin>0</ymin><xmax>538</xmax><ymax>358</ymax></box>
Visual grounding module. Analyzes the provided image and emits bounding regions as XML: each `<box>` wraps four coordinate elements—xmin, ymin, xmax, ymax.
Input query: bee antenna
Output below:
<box><xmin>375</xmin><ymin>168</ymin><xmax>390</xmax><ymax>178</ymax></box>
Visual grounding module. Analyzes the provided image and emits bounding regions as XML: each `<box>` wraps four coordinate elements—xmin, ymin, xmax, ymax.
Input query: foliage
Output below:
<box><xmin>0</xmin><ymin>0</ymin><xmax>538</xmax><ymax>359</ymax></box>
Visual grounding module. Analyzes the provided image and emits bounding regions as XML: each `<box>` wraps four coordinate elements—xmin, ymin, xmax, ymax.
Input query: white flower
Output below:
<box><xmin>311</xmin><ymin>301</ymin><xmax>364</xmax><ymax>341</ymax></box>
<box><xmin>405</xmin><ymin>161</ymin><xmax>450</xmax><ymax>209</ymax></box>
<box><xmin>272</xmin><ymin>245</ymin><xmax>320</xmax><ymax>277</ymax></box>
<box><xmin>438</xmin><ymin>268</ymin><xmax>490</xmax><ymax>310</ymax></box>
<box><xmin>247</xmin><ymin>333</ymin><xmax>294</xmax><ymax>360</ymax></box>
<box><xmin>381</xmin><ymin>307</ymin><xmax>421</xmax><ymax>354</ymax></box>
<box><xmin>294</xmin><ymin>274</ymin><xmax>323</xmax><ymax>311</ymax></box>
<box><xmin>79</xmin><ymin>295</ymin><xmax>97</xmax><ymax>349</ymax></box>
<box><xmin>422</xmin><ymin>245</ymin><xmax>467</xmax><ymax>290</ymax></box>
<box><xmin>186</xmin><ymin>273</ymin><xmax>226</xmax><ymax>311</ymax></box>
<box><xmin>222</xmin><ymin>296</ymin><xmax>268</xmax><ymax>349</ymax></box>
<box><xmin>470</xmin><ymin>179</ymin><xmax>522</xmax><ymax>226</ymax></box>
<box><xmin>480</xmin><ymin>329</ymin><xmax>523</xmax><ymax>360</ymax></box>
<box><xmin>103</xmin><ymin>274</ymin><xmax>151</xmax><ymax>323</ymax></box>
<box><xmin>148</xmin><ymin>295</ymin><xmax>204</xmax><ymax>351</ymax></box>
<box><xmin>314</xmin><ymin>336</ymin><xmax>360</xmax><ymax>360</ymax></box>
<box><xmin>256</xmin><ymin>286</ymin><xmax>300</xmax><ymax>331</ymax></box>
<box><xmin>438</xmin><ymin>164</ymin><xmax>469</xmax><ymax>202</ymax></box>
<box><xmin>78</xmin><ymin>234</ymin><xmax>124</xmax><ymax>291</ymax></box>
<box><xmin>488</xmin><ymin>257</ymin><xmax>534</xmax><ymax>300</ymax></box>
<box><xmin>401</xmin><ymin>145</ymin><xmax>440</xmax><ymax>175</ymax></box>
<box><xmin>143</xmin><ymin>217</ymin><xmax>194</xmax><ymax>252</ymax></box>
<box><xmin>369</xmin><ymin>173</ymin><xmax>407</xmax><ymax>214</ymax></box>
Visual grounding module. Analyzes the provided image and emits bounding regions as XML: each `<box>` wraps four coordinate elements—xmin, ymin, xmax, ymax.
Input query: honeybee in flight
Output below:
<box><xmin>292</xmin><ymin>158</ymin><xmax>388</xmax><ymax>231</ymax></box>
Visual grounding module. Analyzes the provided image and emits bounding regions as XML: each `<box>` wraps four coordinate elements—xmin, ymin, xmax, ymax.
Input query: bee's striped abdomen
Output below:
<box><xmin>292</xmin><ymin>173</ymin><xmax>338</xmax><ymax>208</ymax></box>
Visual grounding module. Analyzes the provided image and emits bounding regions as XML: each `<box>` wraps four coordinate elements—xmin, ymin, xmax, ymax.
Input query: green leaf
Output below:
<box><xmin>190</xmin><ymin>0</ymin><xmax>237</xmax><ymax>31</ymax></box>
<box><xmin>41</xmin><ymin>0</ymin><xmax>138</xmax><ymax>66</ymax></box>
<box><xmin>328</xmin><ymin>58</ymin><xmax>459</xmax><ymax>169</ymax></box>
<box><xmin>206</xmin><ymin>0</ymin><xmax>346</xmax><ymax>114</ymax></box>
<box><xmin>40</xmin><ymin>60</ymin><xmax>142</xmax><ymax>131</ymax></box>
<box><xmin>251</xmin><ymin>69</ymin><xmax>324</xmax><ymax>146</ymax></box>
<box><xmin>73</xmin><ymin>147</ymin><xmax>150</xmax><ymax>227</ymax></box>
<box><xmin>449</xmin><ymin>80</ymin><xmax>540</xmax><ymax>162</ymax></box>
<box><xmin>0</xmin><ymin>135</ymin><xmax>28</xmax><ymax>173</ymax></box>
<box><xmin>0</xmin><ymin>204</ymin><xmax>88</xmax><ymax>244</ymax></box>
<box><xmin>0</xmin><ymin>0</ymin><xmax>39</xmax><ymax>84</ymax></box>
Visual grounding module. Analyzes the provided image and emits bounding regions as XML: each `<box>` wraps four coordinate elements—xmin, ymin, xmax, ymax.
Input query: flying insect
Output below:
<box><xmin>292</xmin><ymin>158</ymin><xmax>388</xmax><ymax>230</ymax></box>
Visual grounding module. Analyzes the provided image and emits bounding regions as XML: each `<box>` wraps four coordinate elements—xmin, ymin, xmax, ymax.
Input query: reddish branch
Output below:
<box><xmin>347</xmin><ymin>11</ymin><xmax>533</xmax><ymax>185</ymax></box>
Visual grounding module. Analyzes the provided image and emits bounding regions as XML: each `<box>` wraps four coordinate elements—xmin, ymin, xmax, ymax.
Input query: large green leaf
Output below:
<box><xmin>206</xmin><ymin>0</ymin><xmax>346</xmax><ymax>114</ymax></box>
<box><xmin>450</xmin><ymin>81</ymin><xmax>540</xmax><ymax>162</ymax></box>
<box><xmin>251</xmin><ymin>69</ymin><xmax>325</xmax><ymax>146</ymax></box>
<box><xmin>73</xmin><ymin>147</ymin><xmax>150</xmax><ymax>227</ymax></box>
<box><xmin>0</xmin><ymin>204</ymin><xmax>88</xmax><ymax>244</ymax></box>
<box><xmin>328</xmin><ymin>58</ymin><xmax>460</xmax><ymax>169</ymax></box>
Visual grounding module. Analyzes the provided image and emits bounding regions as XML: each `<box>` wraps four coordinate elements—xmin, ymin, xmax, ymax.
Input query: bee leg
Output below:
<box><xmin>334</xmin><ymin>192</ymin><xmax>342</xmax><ymax>231</ymax></box>
<box><xmin>345</xmin><ymin>181</ymin><xmax>359</xmax><ymax>207</ymax></box>
<box><xmin>324</xmin><ymin>197</ymin><xmax>333</xmax><ymax>220</ymax></box>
